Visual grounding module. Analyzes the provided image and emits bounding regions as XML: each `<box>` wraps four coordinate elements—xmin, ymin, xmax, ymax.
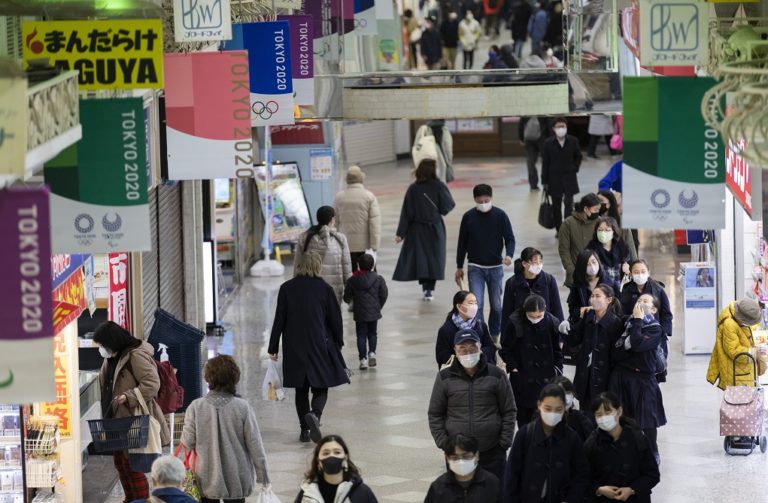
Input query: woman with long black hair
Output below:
<box><xmin>501</xmin><ymin>247</ymin><xmax>563</xmax><ymax>334</ymax></box>
<box><xmin>436</xmin><ymin>290</ymin><xmax>497</xmax><ymax>367</ymax></box>
<box><xmin>585</xmin><ymin>216</ymin><xmax>633</xmax><ymax>284</ymax></box>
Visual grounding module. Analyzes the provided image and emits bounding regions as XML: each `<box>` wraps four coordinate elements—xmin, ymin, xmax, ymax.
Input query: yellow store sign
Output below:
<box><xmin>22</xmin><ymin>19</ymin><xmax>164</xmax><ymax>90</ymax></box>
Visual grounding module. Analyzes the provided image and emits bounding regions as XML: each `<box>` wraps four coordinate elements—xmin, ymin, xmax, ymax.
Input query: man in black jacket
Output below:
<box><xmin>440</xmin><ymin>10</ymin><xmax>460</xmax><ymax>69</ymax></box>
<box><xmin>421</xmin><ymin>16</ymin><xmax>444</xmax><ymax>69</ymax></box>
<box><xmin>542</xmin><ymin>117</ymin><xmax>583</xmax><ymax>233</ymax></box>
<box><xmin>518</xmin><ymin>117</ymin><xmax>551</xmax><ymax>191</ymax></box>
<box><xmin>425</xmin><ymin>434</ymin><xmax>501</xmax><ymax>502</ymax></box>
<box><xmin>428</xmin><ymin>330</ymin><xmax>517</xmax><ymax>481</ymax></box>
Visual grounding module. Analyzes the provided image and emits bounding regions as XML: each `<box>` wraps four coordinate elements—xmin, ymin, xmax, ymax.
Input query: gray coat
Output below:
<box><xmin>180</xmin><ymin>392</ymin><xmax>269</xmax><ymax>499</ymax></box>
<box><xmin>295</xmin><ymin>226</ymin><xmax>352</xmax><ymax>303</ymax></box>
<box><xmin>428</xmin><ymin>355</ymin><xmax>517</xmax><ymax>452</ymax></box>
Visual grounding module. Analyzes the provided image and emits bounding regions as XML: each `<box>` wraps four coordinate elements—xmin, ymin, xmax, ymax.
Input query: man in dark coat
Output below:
<box><xmin>542</xmin><ymin>117</ymin><xmax>583</xmax><ymax>232</ymax></box>
<box><xmin>440</xmin><ymin>10</ymin><xmax>460</xmax><ymax>69</ymax></box>
<box><xmin>518</xmin><ymin>117</ymin><xmax>551</xmax><ymax>191</ymax></box>
<box><xmin>421</xmin><ymin>16</ymin><xmax>444</xmax><ymax>69</ymax></box>
<box><xmin>428</xmin><ymin>330</ymin><xmax>517</xmax><ymax>482</ymax></box>
<box><xmin>425</xmin><ymin>434</ymin><xmax>501</xmax><ymax>503</ymax></box>
<box><xmin>501</xmin><ymin>267</ymin><xmax>563</xmax><ymax>334</ymax></box>
<box><xmin>269</xmin><ymin>251</ymin><xmax>349</xmax><ymax>443</ymax></box>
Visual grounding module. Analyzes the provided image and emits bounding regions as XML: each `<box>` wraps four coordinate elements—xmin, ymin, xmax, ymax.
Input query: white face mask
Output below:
<box><xmin>541</xmin><ymin>411</ymin><xmax>563</xmax><ymax>427</ymax></box>
<box><xmin>458</xmin><ymin>352</ymin><xmax>481</xmax><ymax>369</ymax></box>
<box><xmin>527</xmin><ymin>315</ymin><xmax>545</xmax><ymax>324</ymax></box>
<box><xmin>546</xmin><ymin>48</ymin><xmax>554</xmax><ymax>57</ymax></box>
<box><xmin>99</xmin><ymin>346</ymin><xmax>114</xmax><ymax>359</ymax></box>
<box><xmin>596</xmin><ymin>414</ymin><xmax>618</xmax><ymax>431</ymax></box>
<box><xmin>448</xmin><ymin>458</ymin><xmax>477</xmax><ymax>477</ymax></box>
<box><xmin>460</xmin><ymin>304</ymin><xmax>478</xmax><ymax>319</ymax></box>
<box><xmin>565</xmin><ymin>393</ymin><xmax>574</xmax><ymax>409</ymax></box>
<box><xmin>527</xmin><ymin>264</ymin><xmax>543</xmax><ymax>275</ymax></box>
<box><xmin>476</xmin><ymin>202</ymin><xmax>492</xmax><ymax>213</ymax></box>
<box><xmin>633</xmin><ymin>273</ymin><xmax>649</xmax><ymax>285</ymax></box>
<box><xmin>586</xmin><ymin>264</ymin><xmax>600</xmax><ymax>277</ymax></box>
<box><xmin>596</xmin><ymin>230</ymin><xmax>614</xmax><ymax>244</ymax></box>
<box><xmin>554</xmin><ymin>127</ymin><xmax>567</xmax><ymax>138</ymax></box>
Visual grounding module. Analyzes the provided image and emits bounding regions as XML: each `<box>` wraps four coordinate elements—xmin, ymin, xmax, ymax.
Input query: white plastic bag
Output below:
<box><xmin>262</xmin><ymin>360</ymin><xmax>285</xmax><ymax>401</ymax></box>
<box><xmin>254</xmin><ymin>485</ymin><xmax>282</xmax><ymax>503</ymax></box>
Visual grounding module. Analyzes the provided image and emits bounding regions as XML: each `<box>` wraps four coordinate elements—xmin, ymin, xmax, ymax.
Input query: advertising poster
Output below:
<box><xmin>255</xmin><ymin>162</ymin><xmax>311</xmax><ymax>243</ymax></box>
<box><xmin>173</xmin><ymin>0</ymin><xmax>232</xmax><ymax>42</ymax></box>
<box><xmin>622</xmin><ymin>77</ymin><xmax>725</xmax><ymax>230</ymax></box>
<box><xmin>224</xmin><ymin>22</ymin><xmax>295</xmax><ymax>126</ymax></box>
<box><xmin>108</xmin><ymin>252</ymin><xmax>131</xmax><ymax>331</ymax></box>
<box><xmin>310</xmin><ymin>148</ymin><xmax>334</xmax><ymax>180</ymax></box>
<box><xmin>354</xmin><ymin>0</ymin><xmax>378</xmax><ymax>35</ymax></box>
<box><xmin>164</xmin><ymin>52</ymin><xmax>252</xmax><ymax>180</ymax></box>
<box><xmin>0</xmin><ymin>76</ymin><xmax>27</xmax><ymax>176</ymax></box>
<box><xmin>22</xmin><ymin>19</ymin><xmax>164</xmax><ymax>90</ymax></box>
<box><xmin>639</xmin><ymin>0</ymin><xmax>708</xmax><ymax>66</ymax></box>
<box><xmin>0</xmin><ymin>186</ymin><xmax>55</xmax><ymax>403</ymax></box>
<box><xmin>45</xmin><ymin>98</ymin><xmax>151</xmax><ymax>253</ymax></box>
<box><xmin>278</xmin><ymin>15</ymin><xmax>315</xmax><ymax>106</ymax></box>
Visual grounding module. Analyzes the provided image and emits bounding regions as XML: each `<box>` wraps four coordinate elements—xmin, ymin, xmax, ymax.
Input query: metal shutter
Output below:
<box><xmin>141</xmin><ymin>188</ymin><xmax>160</xmax><ymax>336</ymax></box>
<box><xmin>157</xmin><ymin>182</ymin><xmax>185</xmax><ymax>320</ymax></box>
<box><xmin>235</xmin><ymin>179</ymin><xmax>255</xmax><ymax>282</ymax></box>
<box><xmin>342</xmin><ymin>121</ymin><xmax>396</xmax><ymax>166</ymax></box>
<box><xmin>0</xmin><ymin>16</ymin><xmax>22</xmax><ymax>60</ymax></box>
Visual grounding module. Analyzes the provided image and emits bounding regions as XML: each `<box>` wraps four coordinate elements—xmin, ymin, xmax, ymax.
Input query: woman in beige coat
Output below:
<box><xmin>94</xmin><ymin>321</ymin><xmax>170</xmax><ymax>502</ymax></box>
<box><xmin>295</xmin><ymin>206</ymin><xmax>352</xmax><ymax>303</ymax></box>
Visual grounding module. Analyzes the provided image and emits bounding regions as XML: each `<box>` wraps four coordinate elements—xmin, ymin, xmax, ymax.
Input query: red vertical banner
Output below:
<box><xmin>108</xmin><ymin>253</ymin><xmax>131</xmax><ymax>331</ymax></box>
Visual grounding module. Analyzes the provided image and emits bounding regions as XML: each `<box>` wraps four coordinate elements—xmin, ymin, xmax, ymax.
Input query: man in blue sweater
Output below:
<box><xmin>455</xmin><ymin>184</ymin><xmax>515</xmax><ymax>343</ymax></box>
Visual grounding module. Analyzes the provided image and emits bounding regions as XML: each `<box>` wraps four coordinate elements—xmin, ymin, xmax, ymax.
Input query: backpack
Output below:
<box><xmin>523</xmin><ymin>118</ymin><xmax>541</xmax><ymax>141</ymax></box>
<box><xmin>154</xmin><ymin>360</ymin><xmax>184</xmax><ymax>414</ymax></box>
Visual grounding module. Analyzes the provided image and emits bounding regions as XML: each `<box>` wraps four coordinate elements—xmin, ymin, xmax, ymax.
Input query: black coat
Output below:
<box><xmin>500</xmin><ymin>311</ymin><xmax>563</xmax><ymax>408</ymax></box>
<box><xmin>567</xmin><ymin>277</ymin><xmax>621</xmax><ymax>323</ymax></box>
<box><xmin>586</xmin><ymin>239</ymin><xmax>631</xmax><ymax>285</ymax></box>
<box><xmin>567</xmin><ymin>408</ymin><xmax>595</xmax><ymax>442</ymax></box>
<box><xmin>584</xmin><ymin>422</ymin><xmax>660</xmax><ymax>503</ymax></box>
<box><xmin>436</xmin><ymin>317</ymin><xmax>497</xmax><ymax>367</ymax></box>
<box><xmin>343</xmin><ymin>271</ymin><xmax>388</xmax><ymax>323</ymax></box>
<box><xmin>393</xmin><ymin>180</ymin><xmax>455</xmax><ymax>282</ymax></box>
<box><xmin>501</xmin><ymin>271</ymin><xmax>564</xmax><ymax>334</ymax></box>
<box><xmin>562</xmin><ymin>310</ymin><xmax>624</xmax><ymax>406</ymax></box>
<box><xmin>440</xmin><ymin>19</ymin><xmax>460</xmax><ymax>48</ymax></box>
<box><xmin>269</xmin><ymin>276</ymin><xmax>349</xmax><ymax>389</ymax></box>
<box><xmin>420</xmin><ymin>27</ymin><xmax>443</xmax><ymax>64</ymax></box>
<box><xmin>428</xmin><ymin>355</ymin><xmax>518</xmax><ymax>452</ymax></box>
<box><xmin>425</xmin><ymin>467</ymin><xmax>501</xmax><ymax>503</ymax></box>
<box><xmin>541</xmin><ymin>135</ymin><xmax>583</xmax><ymax>197</ymax></box>
<box><xmin>511</xmin><ymin>2</ymin><xmax>532</xmax><ymax>40</ymax></box>
<box><xmin>620</xmin><ymin>280</ymin><xmax>673</xmax><ymax>337</ymax></box>
<box><xmin>502</xmin><ymin>418</ymin><xmax>589</xmax><ymax>503</ymax></box>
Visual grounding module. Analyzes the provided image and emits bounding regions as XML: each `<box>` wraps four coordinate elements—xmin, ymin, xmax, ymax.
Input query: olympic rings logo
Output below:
<box><xmin>354</xmin><ymin>18</ymin><xmax>368</xmax><ymax>28</ymax></box>
<box><xmin>252</xmin><ymin>100</ymin><xmax>279</xmax><ymax>120</ymax></box>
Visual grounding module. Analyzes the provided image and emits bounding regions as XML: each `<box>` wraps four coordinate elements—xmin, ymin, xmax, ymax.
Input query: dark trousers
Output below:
<box><xmin>409</xmin><ymin>42</ymin><xmax>418</xmax><ymax>68</ymax></box>
<box><xmin>202</xmin><ymin>499</ymin><xmax>245</xmax><ymax>503</ymax></box>
<box><xmin>588</xmin><ymin>134</ymin><xmax>615</xmax><ymax>156</ymax></box>
<box><xmin>478</xmin><ymin>444</ymin><xmax>506</xmax><ymax>481</ymax></box>
<box><xmin>295</xmin><ymin>378</ymin><xmax>329</xmax><ymax>431</ymax></box>
<box><xmin>516</xmin><ymin>406</ymin><xmax>536</xmax><ymax>430</ymax></box>
<box><xmin>419</xmin><ymin>278</ymin><xmax>436</xmax><ymax>291</ymax></box>
<box><xmin>463</xmin><ymin>50</ymin><xmax>474</xmax><ymax>69</ymax></box>
<box><xmin>350</xmin><ymin>251</ymin><xmax>376</xmax><ymax>272</ymax></box>
<box><xmin>643</xmin><ymin>427</ymin><xmax>660</xmax><ymax>465</ymax></box>
<box><xmin>513</xmin><ymin>39</ymin><xmax>525</xmax><ymax>58</ymax></box>
<box><xmin>113</xmin><ymin>451</ymin><xmax>148</xmax><ymax>501</ymax></box>
<box><xmin>356</xmin><ymin>321</ymin><xmax>378</xmax><ymax>359</ymax></box>
<box><xmin>551</xmin><ymin>193</ymin><xmax>574</xmax><ymax>231</ymax></box>
<box><xmin>524</xmin><ymin>140</ymin><xmax>541</xmax><ymax>189</ymax></box>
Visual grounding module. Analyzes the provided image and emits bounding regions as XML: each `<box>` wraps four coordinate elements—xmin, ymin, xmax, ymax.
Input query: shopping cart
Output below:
<box><xmin>721</xmin><ymin>352</ymin><xmax>767</xmax><ymax>455</ymax></box>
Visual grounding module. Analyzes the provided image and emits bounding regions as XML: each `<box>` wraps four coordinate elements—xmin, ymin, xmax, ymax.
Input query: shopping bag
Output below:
<box><xmin>610</xmin><ymin>133</ymin><xmax>623</xmax><ymax>151</ymax></box>
<box><xmin>127</xmin><ymin>389</ymin><xmax>163</xmax><ymax>473</ymax></box>
<box><xmin>254</xmin><ymin>485</ymin><xmax>282</xmax><ymax>503</ymax></box>
<box><xmin>538</xmin><ymin>190</ymin><xmax>556</xmax><ymax>230</ymax></box>
<box><xmin>174</xmin><ymin>444</ymin><xmax>202</xmax><ymax>501</ymax></box>
<box><xmin>262</xmin><ymin>360</ymin><xmax>286</xmax><ymax>401</ymax></box>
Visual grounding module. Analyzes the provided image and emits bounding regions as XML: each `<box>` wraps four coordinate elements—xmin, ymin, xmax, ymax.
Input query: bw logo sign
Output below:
<box><xmin>650</xmin><ymin>4</ymin><xmax>699</xmax><ymax>51</ymax></box>
<box><xmin>640</xmin><ymin>0</ymin><xmax>708</xmax><ymax>66</ymax></box>
<box><xmin>181</xmin><ymin>0</ymin><xmax>223</xmax><ymax>30</ymax></box>
<box><xmin>173</xmin><ymin>0</ymin><xmax>232</xmax><ymax>42</ymax></box>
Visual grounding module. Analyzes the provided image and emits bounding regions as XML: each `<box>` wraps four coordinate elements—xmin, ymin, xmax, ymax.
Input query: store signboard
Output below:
<box><xmin>22</xmin><ymin>19</ymin><xmax>164</xmax><ymax>90</ymax></box>
<box><xmin>255</xmin><ymin>162</ymin><xmax>311</xmax><ymax>243</ymax></box>
<box><xmin>639</xmin><ymin>0</ymin><xmax>708</xmax><ymax>66</ymax></box>
<box><xmin>41</xmin><ymin>329</ymin><xmax>72</xmax><ymax>436</ymax></box>
<box><xmin>0</xmin><ymin>186</ymin><xmax>55</xmax><ymax>403</ymax></box>
<box><xmin>45</xmin><ymin>98</ymin><xmax>151</xmax><ymax>253</ymax></box>
<box><xmin>622</xmin><ymin>77</ymin><xmax>725</xmax><ymax>229</ymax></box>
<box><xmin>173</xmin><ymin>0</ymin><xmax>232</xmax><ymax>42</ymax></box>
<box><xmin>53</xmin><ymin>268</ymin><xmax>86</xmax><ymax>317</ymax></box>
<box><xmin>164</xmin><ymin>52</ymin><xmax>252</xmax><ymax>180</ymax></box>
<box><xmin>51</xmin><ymin>254</ymin><xmax>85</xmax><ymax>291</ymax></box>
<box><xmin>271</xmin><ymin>122</ymin><xmax>325</xmax><ymax>145</ymax></box>
<box><xmin>108</xmin><ymin>253</ymin><xmax>131</xmax><ymax>331</ymax></box>
<box><xmin>277</xmin><ymin>16</ymin><xmax>314</xmax><ymax>106</ymax></box>
<box><xmin>0</xmin><ymin>76</ymin><xmax>27</xmax><ymax>177</ymax></box>
<box><xmin>724</xmin><ymin>95</ymin><xmax>762</xmax><ymax>220</ymax></box>
<box><xmin>224</xmin><ymin>22</ymin><xmax>295</xmax><ymax>126</ymax></box>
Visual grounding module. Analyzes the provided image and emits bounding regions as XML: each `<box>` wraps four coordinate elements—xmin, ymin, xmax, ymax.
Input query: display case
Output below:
<box><xmin>0</xmin><ymin>405</ymin><xmax>25</xmax><ymax>503</ymax></box>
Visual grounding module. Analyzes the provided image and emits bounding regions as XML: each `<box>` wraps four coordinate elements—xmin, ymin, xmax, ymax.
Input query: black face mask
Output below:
<box><xmin>321</xmin><ymin>456</ymin><xmax>344</xmax><ymax>475</ymax></box>
<box><xmin>588</xmin><ymin>212</ymin><xmax>599</xmax><ymax>220</ymax></box>
<box><xmin>599</xmin><ymin>204</ymin><xmax>608</xmax><ymax>215</ymax></box>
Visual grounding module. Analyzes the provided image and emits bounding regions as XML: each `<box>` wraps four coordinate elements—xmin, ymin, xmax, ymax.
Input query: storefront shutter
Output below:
<box><xmin>157</xmin><ymin>182</ymin><xmax>186</xmax><ymax>320</ymax></box>
<box><xmin>343</xmin><ymin>121</ymin><xmax>396</xmax><ymax>166</ymax></box>
<box><xmin>141</xmin><ymin>188</ymin><xmax>159</xmax><ymax>336</ymax></box>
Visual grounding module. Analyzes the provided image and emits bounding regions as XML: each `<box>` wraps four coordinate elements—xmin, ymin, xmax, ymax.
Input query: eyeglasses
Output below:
<box><xmin>447</xmin><ymin>453</ymin><xmax>476</xmax><ymax>461</ymax></box>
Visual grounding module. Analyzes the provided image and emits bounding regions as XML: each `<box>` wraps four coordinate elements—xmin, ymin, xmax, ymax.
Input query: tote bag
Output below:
<box><xmin>538</xmin><ymin>190</ymin><xmax>556</xmax><ymax>229</ymax></box>
<box><xmin>127</xmin><ymin>388</ymin><xmax>163</xmax><ymax>473</ymax></box>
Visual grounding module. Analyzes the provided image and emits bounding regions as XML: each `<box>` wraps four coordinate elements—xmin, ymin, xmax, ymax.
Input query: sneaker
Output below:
<box><xmin>304</xmin><ymin>413</ymin><xmax>323</xmax><ymax>443</ymax></box>
<box><xmin>424</xmin><ymin>290</ymin><xmax>434</xmax><ymax>301</ymax></box>
<box><xmin>368</xmin><ymin>352</ymin><xmax>377</xmax><ymax>367</ymax></box>
<box><xmin>359</xmin><ymin>358</ymin><xmax>368</xmax><ymax>370</ymax></box>
<box><xmin>299</xmin><ymin>430</ymin><xmax>311</xmax><ymax>443</ymax></box>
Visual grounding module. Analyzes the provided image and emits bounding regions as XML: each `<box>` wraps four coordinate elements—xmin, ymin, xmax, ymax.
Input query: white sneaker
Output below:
<box><xmin>359</xmin><ymin>358</ymin><xmax>368</xmax><ymax>370</ymax></box>
<box><xmin>368</xmin><ymin>352</ymin><xmax>377</xmax><ymax>367</ymax></box>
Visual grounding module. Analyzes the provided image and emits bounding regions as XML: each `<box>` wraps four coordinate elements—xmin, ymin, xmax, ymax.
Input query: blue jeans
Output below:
<box><xmin>468</xmin><ymin>265</ymin><xmax>504</xmax><ymax>337</ymax></box>
<box><xmin>356</xmin><ymin>321</ymin><xmax>378</xmax><ymax>359</ymax></box>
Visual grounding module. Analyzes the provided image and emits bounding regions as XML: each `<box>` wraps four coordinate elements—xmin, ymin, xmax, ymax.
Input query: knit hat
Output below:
<box><xmin>734</xmin><ymin>298</ymin><xmax>762</xmax><ymax>326</ymax></box>
<box><xmin>346</xmin><ymin>165</ymin><xmax>365</xmax><ymax>184</ymax></box>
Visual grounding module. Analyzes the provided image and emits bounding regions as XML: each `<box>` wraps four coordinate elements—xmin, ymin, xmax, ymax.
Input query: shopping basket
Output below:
<box><xmin>87</xmin><ymin>415</ymin><xmax>149</xmax><ymax>454</ymax></box>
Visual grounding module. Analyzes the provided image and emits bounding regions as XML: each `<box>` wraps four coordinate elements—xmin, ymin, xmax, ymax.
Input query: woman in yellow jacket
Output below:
<box><xmin>707</xmin><ymin>298</ymin><xmax>763</xmax><ymax>389</ymax></box>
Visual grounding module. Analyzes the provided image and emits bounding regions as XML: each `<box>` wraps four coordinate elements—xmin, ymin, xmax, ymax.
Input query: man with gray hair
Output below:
<box><xmin>334</xmin><ymin>165</ymin><xmax>381</xmax><ymax>272</ymax></box>
<box><xmin>128</xmin><ymin>455</ymin><xmax>197</xmax><ymax>502</ymax></box>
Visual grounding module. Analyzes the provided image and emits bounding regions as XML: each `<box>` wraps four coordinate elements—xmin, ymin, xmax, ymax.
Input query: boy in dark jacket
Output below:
<box><xmin>425</xmin><ymin>434</ymin><xmax>501</xmax><ymax>503</ymax></box>
<box><xmin>343</xmin><ymin>253</ymin><xmax>388</xmax><ymax>370</ymax></box>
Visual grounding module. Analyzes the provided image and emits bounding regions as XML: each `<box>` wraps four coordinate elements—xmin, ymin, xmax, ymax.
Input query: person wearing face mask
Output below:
<box><xmin>586</xmin><ymin>216</ymin><xmax>634</xmax><ymax>285</ymax></box>
<box><xmin>609</xmin><ymin>294</ymin><xmax>667</xmax><ymax>465</ymax></box>
<box><xmin>458</xmin><ymin>10</ymin><xmax>481</xmax><ymax>69</ymax></box>
<box><xmin>428</xmin><ymin>330</ymin><xmax>517</xmax><ymax>481</ymax></box>
<box><xmin>584</xmin><ymin>392</ymin><xmax>660</xmax><ymax>503</ymax></box>
<box><xmin>558</xmin><ymin>193</ymin><xmax>602</xmax><ymax>287</ymax></box>
<box><xmin>561</xmin><ymin>284</ymin><xmax>624</xmax><ymax>415</ymax></box>
<box><xmin>436</xmin><ymin>291</ymin><xmax>498</xmax><ymax>367</ymax></box>
<box><xmin>542</xmin><ymin>118</ymin><xmax>583</xmax><ymax>234</ymax></box>
<box><xmin>502</xmin><ymin>247</ymin><xmax>563</xmax><ymax>335</ymax></box>
<box><xmin>425</xmin><ymin>434</ymin><xmax>501</xmax><ymax>502</ymax></box>
<box><xmin>550</xmin><ymin>375</ymin><xmax>595</xmax><ymax>442</ymax></box>
<box><xmin>295</xmin><ymin>435</ymin><xmax>377</xmax><ymax>503</ymax></box>
<box><xmin>440</xmin><ymin>10</ymin><xmax>460</xmax><ymax>69</ymax></box>
<box><xmin>597</xmin><ymin>189</ymin><xmax>638</xmax><ymax>256</ymax></box>
<box><xmin>94</xmin><ymin>321</ymin><xmax>171</xmax><ymax>502</ymax></box>
<box><xmin>456</xmin><ymin>184</ymin><xmax>515</xmax><ymax>344</ymax></box>
<box><xmin>500</xmin><ymin>295</ymin><xmax>563</xmax><ymax>428</ymax></box>
<box><xmin>502</xmin><ymin>384</ymin><xmax>588</xmax><ymax>503</ymax></box>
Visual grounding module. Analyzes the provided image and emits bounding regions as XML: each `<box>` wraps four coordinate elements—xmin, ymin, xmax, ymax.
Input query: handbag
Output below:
<box><xmin>127</xmin><ymin>388</ymin><xmax>163</xmax><ymax>473</ymax></box>
<box><xmin>174</xmin><ymin>444</ymin><xmax>202</xmax><ymax>501</ymax></box>
<box><xmin>537</xmin><ymin>190</ymin><xmax>556</xmax><ymax>230</ymax></box>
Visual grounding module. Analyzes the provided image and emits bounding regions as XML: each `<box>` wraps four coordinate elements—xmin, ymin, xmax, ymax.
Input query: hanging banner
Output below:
<box><xmin>45</xmin><ymin>98</ymin><xmax>151</xmax><ymax>253</ymax></box>
<box><xmin>0</xmin><ymin>75</ymin><xmax>27</xmax><ymax>177</ymax></box>
<box><xmin>0</xmin><ymin>186</ymin><xmax>55</xmax><ymax>403</ymax></box>
<box><xmin>623</xmin><ymin>77</ymin><xmax>725</xmax><ymax>230</ymax></box>
<box><xmin>51</xmin><ymin>254</ymin><xmax>85</xmax><ymax>291</ymax></box>
<box><xmin>224</xmin><ymin>22</ymin><xmax>295</xmax><ymax>126</ymax></box>
<box><xmin>22</xmin><ymin>19</ymin><xmax>163</xmax><ymax>90</ymax></box>
<box><xmin>278</xmin><ymin>15</ymin><xmax>315</xmax><ymax>106</ymax></box>
<box><xmin>164</xmin><ymin>52</ymin><xmax>252</xmax><ymax>180</ymax></box>
<box><xmin>354</xmin><ymin>0</ymin><xmax>378</xmax><ymax>35</ymax></box>
<box><xmin>725</xmin><ymin>93</ymin><xmax>762</xmax><ymax>220</ymax></box>
<box><xmin>173</xmin><ymin>0</ymin><xmax>232</xmax><ymax>42</ymax></box>
<box><xmin>41</xmin><ymin>329</ymin><xmax>73</xmax><ymax>437</ymax></box>
<box><xmin>108</xmin><ymin>252</ymin><xmax>131</xmax><ymax>331</ymax></box>
<box><xmin>639</xmin><ymin>0</ymin><xmax>708</xmax><ymax>66</ymax></box>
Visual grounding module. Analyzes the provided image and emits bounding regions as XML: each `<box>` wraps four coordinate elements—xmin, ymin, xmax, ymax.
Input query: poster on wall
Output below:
<box><xmin>164</xmin><ymin>52</ymin><xmax>252</xmax><ymax>180</ymax></box>
<box><xmin>310</xmin><ymin>148</ymin><xmax>334</xmax><ymax>180</ymax></box>
<box><xmin>278</xmin><ymin>15</ymin><xmax>315</xmax><ymax>106</ymax></box>
<box><xmin>173</xmin><ymin>0</ymin><xmax>232</xmax><ymax>42</ymax></box>
<box><xmin>44</xmin><ymin>98</ymin><xmax>151</xmax><ymax>252</ymax></box>
<box><xmin>622</xmin><ymin>77</ymin><xmax>725</xmax><ymax>230</ymax></box>
<box><xmin>22</xmin><ymin>19</ymin><xmax>164</xmax><ymax>90</ymax></box>
<box><xmin>255</xmin><ymin>162</ymin><xmax>311</xmax><ymax>243</ymax></box>
<box><xmin>0</xmin><ymin>76</ymin><xmax>27</xmax><ymax>177</ymax></box>
<box><xmin>639</xmin><ymin>0</ymin><xmax>708</xmax><ymax>67</ymax></box>
<box><xmin>0</xmin><ymin>186</ymin><xmax>55</xmax><ymax>403</ymax></box>
<box><xmin>224</xmin><ymin>22</ymin><xmax>295</xmax><ymax>126</ymax></box>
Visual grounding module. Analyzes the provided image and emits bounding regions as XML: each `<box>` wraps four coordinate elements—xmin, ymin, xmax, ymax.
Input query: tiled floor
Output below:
<box><xmin>107</xmin><ymin>151</ymin><xmax>767</xmax><ymax>502</ymax></box>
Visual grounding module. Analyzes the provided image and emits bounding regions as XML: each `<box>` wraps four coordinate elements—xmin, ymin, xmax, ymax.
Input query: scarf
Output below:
<box><xmin>452</xmin><ymin>312</ymin><xmax>476</xmax><ymax>331</ymax></box>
